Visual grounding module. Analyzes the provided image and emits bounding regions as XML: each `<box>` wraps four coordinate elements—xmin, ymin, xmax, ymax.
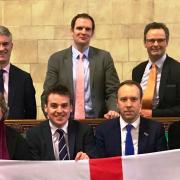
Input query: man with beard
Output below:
<box><xmin>0</xmin><ymin>25</ymin><xmax>36</xmax><ymax>119</ymax></box>
<box><xmin>95</xmin><ymin>80</ymin><xmax>167</xmax><ymax>158</ymax></box>
<box><xmin>132</xmin><ymin>22</ymin><xmax>180</xmax><ymax>118</ymax></box>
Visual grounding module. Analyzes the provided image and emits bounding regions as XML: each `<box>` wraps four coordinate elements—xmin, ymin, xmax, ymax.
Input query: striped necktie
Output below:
<box><xmin>57</xmin><ymin>129</ymin><xmax>69</xmax><ymax>160</ymax></box>
<box><xmin>125</xmin><ymin>124</ymin><xmax>134</xmax><ymax>155</ymax></box>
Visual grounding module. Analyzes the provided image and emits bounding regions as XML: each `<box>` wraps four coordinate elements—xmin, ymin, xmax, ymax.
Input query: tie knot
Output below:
<box><xmin>78</xmin><ymin>53</ymin><xmax>84</xmax><ymax>60</ymax></box>
<box><xmin>57</xmin><ymin>129</ymin><xmax>64</xmax><ymax>138</ymax></box>
<box><xmin>151</xmin><ymin>64</ymin><xmax>157</xmax><ymax>69</ymax></box>
<box><xmin>126</xmin><ymin>124</ymin><xmax>133</xmax><ymax>132</ymax></box>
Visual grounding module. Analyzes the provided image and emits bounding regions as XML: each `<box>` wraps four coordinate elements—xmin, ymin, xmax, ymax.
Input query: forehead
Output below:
<box><xmin>0</xmin><ymin>35</ymin><xmax>11</xmax><ymax>42</ymax></box>
<box><xmin>146</xmin><ymin>29</ymin><xmax>166</xmax><ymax>38</ymax></box>
<box><xmin>47</xmin><ymin>93</ymin><xmax>70</xmax><ymax>103</ymax></box>
<box><xmin>74</xmin><ymin>18</ymin><xmax>93</xmax><ymax>28</ymax></box>
<box><xmin>118</xmin><ymin>84</ymin><xmax>140</xmax><ymax>98</ymax></box>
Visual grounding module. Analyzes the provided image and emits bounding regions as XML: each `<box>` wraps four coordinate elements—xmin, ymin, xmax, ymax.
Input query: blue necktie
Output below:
<box><xmin>0</xmin><ymin>69</ymin><xmax>4</xmax><ymax>94</ymax></box>
<box><xmin>125</xmin><ymin>124</ymin><xmax>134</xmax><ymax>155</ymax></box>
<box><xmin>57</xmin><ymin>129</ymin><xmax>69</xmax><ymax>160</ymax></box>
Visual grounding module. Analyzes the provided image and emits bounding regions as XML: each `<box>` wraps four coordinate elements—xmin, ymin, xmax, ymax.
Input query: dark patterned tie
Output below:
<box><xmin>125</xmin><ymin>124</ymin><xmax>134</xmax><ymax>155</ymax></box>
<box><xmin>0</xmin><ymin>69</ymin><xmax>5</xmax><ymax>94</ymax></box>
<box><xmin>57</xmin><ymin>129</ymin><xmax>69</xmax><ymax>160</ymax></box>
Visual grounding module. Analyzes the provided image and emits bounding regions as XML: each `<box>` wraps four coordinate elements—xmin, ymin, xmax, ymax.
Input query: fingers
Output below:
<box><xmin>75</xmin><ymin>152</ymin><xmax>89</xmax><ymax>161</ymax></box>
<box><xmin>104</xmin><ymin>110</ymin><xmax>120</xmax><ymax>120</ymax></box>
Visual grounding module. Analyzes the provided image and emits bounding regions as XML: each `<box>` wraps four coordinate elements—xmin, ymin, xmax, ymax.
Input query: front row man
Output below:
<box><xmin>95</xmin><ymin>80</ymin><xmax>167</xmax><ymax>158</ymax></box>
<box><xmin>26</xmin><ymin>85</ymin><xmax>96</xmax><ymax>160</ymax></box>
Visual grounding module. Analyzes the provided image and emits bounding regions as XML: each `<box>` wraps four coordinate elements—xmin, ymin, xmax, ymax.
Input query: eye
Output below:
<box><xmin>119</xmin><ymin>97</ymin><xmax>127</xmax><ymax>102</ymax></box>
<box><xmin>130</xmin><ymin>97</ymin><xmax>138</xmax><ymax>102</ymax></box>
<box><xmin>50</xmin><ymin>103</ymin><xmax>58</xmax><ymax>109</ymax></box>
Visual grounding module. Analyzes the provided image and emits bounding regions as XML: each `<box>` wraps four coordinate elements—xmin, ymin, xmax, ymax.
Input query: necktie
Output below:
<box><xmin>57</xmin><ymin>129</ymin><xmax>69</xmax><ymax>160</ymax></box>
<box><xmin>0</xmin><ymin>69</ymin><xmax>5</xmax><ymax>94</ymax></box>
<box><xmin>142</xmin><ymin>64</ymin><xmax>157</xmax><ymax>109</ymax></box>
<box><xmin>125</xmin><ymin>124</ymin><xmax>134</xmax><ymax>155</ymax></box>
<box><xmin>74</xmin><ymin>53</ymin><xmax>85</xmax><ymax>120</ymax></box>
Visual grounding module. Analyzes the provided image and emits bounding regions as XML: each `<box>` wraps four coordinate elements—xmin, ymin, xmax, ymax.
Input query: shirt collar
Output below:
<box><xmin>148</xmin><ymin>54</ymin><xmax>166</xmax><ymax>70</ymax></box>
<box><xmin>1</xmin><ymin>63</ymin><xmax>10</xmax><ymax>73</ymax></box>
<box><xmin>120</xmin><ymin>115</ymin><xmax>140</xmax><ymax>130</ymax></box>
<box><xmin>49</xmin><ymin>120</ymin><xmax>69</xmax><ymax>135</ymax></box>
<box><xmin>72</xmin><ymin>46</ymin><xmax>89</xmax><ymax>60</ymax></box>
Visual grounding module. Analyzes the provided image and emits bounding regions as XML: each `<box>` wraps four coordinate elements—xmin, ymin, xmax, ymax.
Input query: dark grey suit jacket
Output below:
<box><xmin>6</xmin><ymin>126</ymin><xmax>29</xmax><ymax>160</ymax></box>
<box><xmin>95</xmin><ymin>117</ymin><xmax>167</xmax><ymax>158</ymax></box>
<box><xmin>42</xmin><ymin>46</ymin><xmax>120</xmax><ymax>118</ymax></box>
<box><xmin>8</xmin><ymin>64</ymin><xmax>36</xmax><ymax>119</ymax></box>
<box><xmin>26</xmin><ymin>119</ymin><xmax>96</xmax><ymax>160</ymax></box>
<box><xmin>132</xmin><ymin>55</ymin><xmax>180</xmax><ymax>117</ymax></box>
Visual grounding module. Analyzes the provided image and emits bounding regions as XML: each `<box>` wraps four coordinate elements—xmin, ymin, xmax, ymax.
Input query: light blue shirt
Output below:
<box><xmin>72</xmin><ymin>46</ymin><xmax>93</xmax><ymax>117</ymax></box>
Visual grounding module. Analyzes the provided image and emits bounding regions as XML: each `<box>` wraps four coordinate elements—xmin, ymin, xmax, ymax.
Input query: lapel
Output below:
<box><xmin>64</xmin><ymin>47</ymin><xmax>74</xmax><ymax>100</ymax></box>
<box><xmin>42</xmin><ymin>121</ymin><xmax>56</xmax><ymax>160</ymax></box>
<box><xmin>88</xmin><ymin>47</ymin><xmax>96</xmax><ymax>90</ymax></box>
<box><xmin>138</xmin><ymin>117</ymin><xmax>149</xmax><ymax>154</ymax></box>
<box><xmin>159</xmin><ymin>56</ymin><xmax>170</xmax><ymax>100</ymax></box>
<box><xmin>110</xmin><ymin>119</ymin><xmax>122</xmax><ymax>155</ymax></box>
<box><xmin>8</xmin><ymin>64</ymin><xmax>16</xmax><ymax>107</ymax></box>
<box><xmin>67</xmin><ymin>119</ymin><xmax>76</xmax><ymax>159</ymax></box>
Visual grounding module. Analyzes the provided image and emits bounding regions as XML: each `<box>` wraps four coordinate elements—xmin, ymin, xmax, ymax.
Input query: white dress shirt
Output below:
<box><xmin>120</xmin><ymin>116</ymin><xmax>140</xmax><ymax>156</ymax></box>
<box><xmin>49</xmin><ymin>121</ymin><xmax>70</xmax><ymax>160</ymax></box>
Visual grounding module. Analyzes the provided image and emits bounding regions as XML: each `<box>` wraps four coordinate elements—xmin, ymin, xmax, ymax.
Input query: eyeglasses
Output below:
<box><xmin>146</xmin><ymin>38</ymin><xmax>166</xmax><ymax>44</ymax></box>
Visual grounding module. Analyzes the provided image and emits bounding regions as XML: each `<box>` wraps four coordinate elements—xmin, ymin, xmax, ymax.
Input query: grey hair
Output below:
<box><xmin>0</xmin><ymin>25</ymin><xmax>12</xmax><ymax>40</ymax></box>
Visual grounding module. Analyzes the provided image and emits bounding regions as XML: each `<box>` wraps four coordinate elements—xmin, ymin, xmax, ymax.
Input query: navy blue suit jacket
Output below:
<box><xmin>95</xmin><ymin>117</ymin><xmax>167</xmax><ymax>158</ymax></box>
<box><xmin>132</xmin><ymin>55</ymin><xmax>180</xmax><ymax>117</ymax></box>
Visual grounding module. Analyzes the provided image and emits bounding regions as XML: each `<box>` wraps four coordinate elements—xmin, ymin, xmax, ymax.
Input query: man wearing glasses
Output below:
<box><xmin>132</xmin><ymin>22</ymin><xmax>180</xmax><ymax>117</ymax></box>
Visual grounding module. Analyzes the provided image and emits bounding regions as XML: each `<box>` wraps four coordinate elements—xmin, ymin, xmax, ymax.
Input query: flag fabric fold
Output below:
<box><xmin>0</xmin><ymin>149</ymin><xmax>180</xmax><ymax>180</ymax></box>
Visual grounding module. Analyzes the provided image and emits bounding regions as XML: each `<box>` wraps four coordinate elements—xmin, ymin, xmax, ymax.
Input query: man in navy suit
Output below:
<box><xmin>27</xmin><ymin>84</ymin><xmax>96</xmax><ymax>160</ymax></box>
<box><xmin>132</xmin><ymin>22</ymin><xmax>180</xmax><ymax>117</ymax></box>
<box><xmin>95</xmin><ymin>80</ymin><xmax>167</xmax><ymax>158</ymax></box>
<box><xmin>41</xmin><ymin>13</ymin><xmax>120</xmax><ymax>120</ymax></box>
<box><xmin>0</xmin><ymin>25</ymin><xmax>36</xmax><ymax>119</ymax></box>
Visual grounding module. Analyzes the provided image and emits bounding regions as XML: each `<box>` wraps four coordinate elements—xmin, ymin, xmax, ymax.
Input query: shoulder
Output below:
<box><xmin>69</xmin><ymin>119</ymin><xmax>92</xmax><ymax>131</ymax></box>
<box><xmin>96</xmin><ymin>118</ymin><xmax>119</xmax><ymax>131</ymax></box>
<box><xmin>132</xmin><ymin>61</ymin><xmax>148</xmax><ymax>72</ymax></box>
<box><xmin>140</xmin><ymin>117</ymin><xmax>163</xmax><ymax>128</ymax></box>
<box><xmin>10</xmin><ymin>64</ymin><xmax>31</xmax><ymax>77</ymax></box>
<box><xmin>89</xmin><ymin>46</ymin><xmax>111</xmax><ymax>56</ymax></box>
<box><xmin>49</xmin><ymin>47</ymin><xmax>71</xmax><ymax>59</ymax></box>
<box><xmin>6</xmin><ymin>125</ymin><xmax>20</xmax><ymax>136</ymax></box>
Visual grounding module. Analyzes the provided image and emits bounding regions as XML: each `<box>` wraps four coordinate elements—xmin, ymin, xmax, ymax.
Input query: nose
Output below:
<box><xmin>0</xmin><ymin>44</ymin><xmax>5</xmax><ymax>51</ymax></box>
<box><xmin>57</xmin><ymin>105</ymin><xmax>63</xmax><ymax>113</ymax></box>
<box><xmin>153</xmin><ymin>40</ymin><xmax>158</xmax><ymax>46</ymax></box>
<box><xmin>126</xmin><ymin>99</ymin><xmax>132</xmax><ymax>107</ymax></box>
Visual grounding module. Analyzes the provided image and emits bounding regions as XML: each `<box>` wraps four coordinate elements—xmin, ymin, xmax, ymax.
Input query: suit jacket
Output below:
<box><xmin>132</xmin><ymin>55</ymin><xmax>180</xmax><ymax>117</ymax></box>
<box><xmin>6</xmin><ymin>126</ymin><xmax>29</xmax><ymax>160</ymax></box>
<box><xmin>95</xmin><ymin>117</ymin><xmax>167</xmax><ymax>158</ymax></box>
<box><xmin>8</xmin><ymin>64</ymin><xmax>36</xmax><ymax>119</ymax></box>
<box><xmin>26</xmin><ymin>119</ymin><xmax>96</xmax><ymax>160</ymax></box>
<box><xmin>42</xmin><ymin>46</ymin><xmax>120</xmax><ymax>117</ymax></box>
<box><xmin>168</xmin><ymin>121</ymin><xmax>180</xmax><ymax>149</ymax></box>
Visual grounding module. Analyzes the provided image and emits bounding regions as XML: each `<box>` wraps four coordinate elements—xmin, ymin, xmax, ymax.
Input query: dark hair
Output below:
<box><xmin>0</xmin><ymin>93</ymin><xmax>8</xmax><ymax>119</ymax></box>
<box><xmin>118</xmin><ymin>80</ymin><xmax>143</xmax><ymax>100</ymax></box>
<box><xmin>0</xmin><ymin>25</ymin><xmax>12</xmax><ymax>40</ymax></box>
<box><xmin>71</xmin><ymin>13</ymin><xmax>95</xmax><ymax>32</ymax></box>
<box><xmin>44</xmin><ymin>84</ymin><xmax>71</xmax><ymax>105</ymax></box>
<box><xmin>144</xmin><ymin>22</ymin><xmax>169</xmax><ymax>43</ymax></box>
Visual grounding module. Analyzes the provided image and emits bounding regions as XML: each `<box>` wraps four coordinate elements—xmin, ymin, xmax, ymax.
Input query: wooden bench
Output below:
<box><xmin>4</xmin><ymin>117</ymin><xmax>180</xmax><ymax>134</ymax></box>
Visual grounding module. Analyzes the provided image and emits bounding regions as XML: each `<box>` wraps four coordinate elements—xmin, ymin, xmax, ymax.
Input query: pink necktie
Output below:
<box><xmin>74</xmin><ymin>53</ymin><xmax>85</xmax><ymax>120</ymax></box>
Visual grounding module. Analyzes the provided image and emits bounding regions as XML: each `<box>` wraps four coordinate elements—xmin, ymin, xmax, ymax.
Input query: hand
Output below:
<box><xmin>140</xmin><ymin>109</ymin><xmax>152</xmax><ymax>118</ymax></box>
<box><xmin>75</xmin><ymin>152</ymin><xmax>89</xmax><ymax>161</ymax></box>
<box><xmin>104</xmin><ymin>110</ymin><xmax>119</xmax><ymax>120</ymax></box>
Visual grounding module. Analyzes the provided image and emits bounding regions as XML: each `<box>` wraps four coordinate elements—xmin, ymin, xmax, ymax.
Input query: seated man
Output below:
<box><xmin>168</xmin><ymin>121</ymin><xmax>180</xmax><ymax>149</ymax></box>
<box><xmin>95</xmin><ymin>80</ymin><xmax>167</xmax><ymax>158</ymax></box>
<box><xmin>26</xmin><ymin>84</ymin><xmax>96</xmax><ymax>160</ymax></box>
<box><xmin>0</xmin><ymin>93</ymin><xmax>29</xmax><ymax>160</ymax></box>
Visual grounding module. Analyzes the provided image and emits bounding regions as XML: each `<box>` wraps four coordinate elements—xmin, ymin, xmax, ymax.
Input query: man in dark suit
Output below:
<box><xmin>42</xmin><ymin>13</ymin><xmax>120</xmax><ymax>120</ymax></box>
<box><xmin>0</xmin><ymin>25</ymin><xmax>36</xmax><ymax>119</ymax></box>
<box><xmin>27</xmin><ymin>84</ymin><xmax>96</xmax><ymax>160</ymax></box>
<box><xmin>95</xmin><ymin>80</ymin><xmax>167</xmax><ymax>158</ymax></box>
<box><xmin>132</xmin><ymin>22</ymin><xmax>180</xmax><ymax>117</ymax></box>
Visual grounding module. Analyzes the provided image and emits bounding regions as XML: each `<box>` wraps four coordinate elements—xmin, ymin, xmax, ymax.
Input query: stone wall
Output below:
<box><xmin>1</xmin><ymin>0</ymin><xmax>180</xmax><ymax>119</ymax></box>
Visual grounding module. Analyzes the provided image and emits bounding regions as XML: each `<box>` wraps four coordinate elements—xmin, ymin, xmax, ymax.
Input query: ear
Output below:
<box><xmin>44</xmin><ymin>104</ymin><xmax>47</xmax><ymax>113</ymax></box>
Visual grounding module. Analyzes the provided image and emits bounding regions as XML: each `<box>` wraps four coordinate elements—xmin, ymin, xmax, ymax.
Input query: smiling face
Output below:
<box><xmin>0</xmin><ymin>35</ymin><xmax>13</xmax><ymax>68</ymax></box>
<box><xmin>144</xmin><ymin>28</ymin><xmax>168</xmax><ymax>62</ymax></box>
<box><xmin>117</xmin><ymin>84</ymin><xmax>142</xmax><ymax>123</ymax></box>
<box><xmin>44</xmin><ymin>93</ymin><xmax>72</xmax><ymax>128</ymax></box>
<box><xmin>71</xmin><ymin>17</ymin><xmax>94</xmax><ymax>51</ymax></box>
